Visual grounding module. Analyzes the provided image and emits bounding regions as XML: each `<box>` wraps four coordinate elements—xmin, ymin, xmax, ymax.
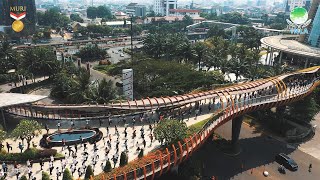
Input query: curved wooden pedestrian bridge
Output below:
<box><xmin>4</xmin><ymin>66</ymin><xmax>320</xmax><ymax>180</ymax></box>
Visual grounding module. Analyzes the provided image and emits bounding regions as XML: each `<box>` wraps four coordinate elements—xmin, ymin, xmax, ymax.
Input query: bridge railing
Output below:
<box><xmin>99</xmin><ymin>77</ymin><xmax>320</xmax><ymax>180</ymax></box>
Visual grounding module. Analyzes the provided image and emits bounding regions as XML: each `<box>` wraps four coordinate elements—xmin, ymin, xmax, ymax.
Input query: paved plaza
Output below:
<box><xmin>1</xmin><ymin>105</ymin><xmax>212</xmax><ymax>180</ymax></box>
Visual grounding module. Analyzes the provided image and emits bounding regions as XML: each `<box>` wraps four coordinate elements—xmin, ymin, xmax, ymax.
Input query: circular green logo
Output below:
<box><xmin>290</xmin><ymin>7</ymin><xmax>308</xmax><ymax>24</ymax></box>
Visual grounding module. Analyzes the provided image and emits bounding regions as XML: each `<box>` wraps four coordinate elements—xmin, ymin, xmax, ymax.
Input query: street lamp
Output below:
<box><xmin>130</xmin><ymin>14</ymin><xmax>134</xmax><ymax>62</ymax></box>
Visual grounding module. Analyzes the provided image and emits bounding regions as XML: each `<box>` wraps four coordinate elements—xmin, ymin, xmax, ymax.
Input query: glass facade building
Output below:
<box><xmin>308</xmin><ymin>5</ymin><xmax>320</xmax><ymax>47</ymax></box>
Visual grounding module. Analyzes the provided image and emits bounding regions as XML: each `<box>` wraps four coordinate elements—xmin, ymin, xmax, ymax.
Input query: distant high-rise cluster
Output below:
<box><xmin>153</xmin><ymin>0</ymin><xmax>178</xmax><ymax>16</ymax></box>
<box><xmin>126</xmin><ymin>3</ymin><xmax>146</xmax><ymax>17</ymax></box>
<box><xmin>307</xmin><ymin>0</ymin><xmax>320</xmax><ymax>47</ymax></box>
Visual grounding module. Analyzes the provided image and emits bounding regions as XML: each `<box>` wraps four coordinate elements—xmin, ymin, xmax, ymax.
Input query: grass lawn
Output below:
<box><xmin>93</xmin><ymin>64</ymin><xmax>116</xmax><ymax>75</ymax></box>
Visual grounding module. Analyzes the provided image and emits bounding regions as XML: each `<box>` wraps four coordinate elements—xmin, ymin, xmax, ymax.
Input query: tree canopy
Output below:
<box><xmin>207</xmin><ymin>25</ymin><xmax>226</xmax><ymax>38</ymax></box>
<box><xmin>154</xmin><ymin>119</ymin><xmax>188</xmax><ymax>145</ymax></box>
<box><xmin>237</xmin><ymin>26</ymin><xmax>263</xmax><ymax>50</ymax></box>
<box><xmin>77</xmin><ymin>44</ymin><xmax>107</xmax><ymax>62</ymax></box>
<box><xmin>218</xmin><ymin>12</ymin><xmax>250</xmax><ymax>25</ymax></box>
<box><xmin>20</xmin><ymin>47</ymin><xmax>61</xmax><ymax>77</ymax></box>
<box><xmin>37</xmin><ymin>8</ymin><xmax>70</xmax><ymax>28</ymax></box>
<box><xmin>70</xmin><ymin>14</ymin><xmax>84</xmax><ymax>23</ymax></box>
<box><xmin>108</xmin><ymin>58</ymin><xmax>224</xmax><ymax>98</ymax></box>
<box><xmin>51</xmin><ymin>68</ymin><xmax>117</xmax><ymax>104</ymax></box>
<box><xmin>87</xmin><ymin>6</ymin><xmax>113</xmax><ymax>20</ymax></box>
<box><xmin>11</xmin><ymin>120</ymin><xmax>42</xmax><ymax>149</ymax></box>
<box><xmin>0</xmin><ymin>128</ymin><xmax>6</xmax><ymax>144</ymax></box>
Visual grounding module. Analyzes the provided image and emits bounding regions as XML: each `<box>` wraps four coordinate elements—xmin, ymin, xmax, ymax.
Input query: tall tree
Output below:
<box><xmin>20</xmin><ymin>47</ymin><xmax>60</xmax><ymax>77</ymax></box>
<box><xmin>77</xmin><ymin>44</ymin><xmax>107</xmax><ymax>62</ymax></box>
<box><xmin>11</xmin><ymin>120</ymin><xmax>42</xmax><ymax>149</ymax></box>
<box><xmin>182</xmin><ymin>15</ymin><xmax>194</xmax><ymax>27</ymax></box>
<box><xmin>37</xmin><ymin>8</ymin><xmax>70</xmax><ymax>28</ymax></box>
<box><xmin>70</xmin><ymin>14</ymin><xmax>84</xmax><ymax>23</ymax></box>
<box><xmin>207</xmin><ymin>25</ymin><xmax>226</xmax><ymax>38</ymax></box>
<box><xmin>238</xmin><ymin>26</ymin><xmax>263</xmax><ymax>50</ymax></box>
<box><xmin>192</xmin><ymin>42</ymin><xmax>207</xmax><ymax>71</ymax></box>
<box><xmin>204</xmin><ymin>36</ymin><xmax>229</xmax><ymax>71</ymax></box>
<box><xmin>0</xmin><ymin>40</ymin><xmax>17</xmax><ymax>74</ymax></box>
<box><xmin>0</xmin><ymin>128</ymin><xmax>6</xmax><ymax>146</ymax></box>
<box><xmin>90</xmin><ymin>78</ymin><xmax>117</xmax><ymax>104</ymax></box>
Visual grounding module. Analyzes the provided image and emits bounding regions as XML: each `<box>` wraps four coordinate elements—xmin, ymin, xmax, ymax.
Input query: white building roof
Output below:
<box><xmin>0</xmin><ymin>93</ymin><xmax>47</xmax><ymax>108</ymax></box>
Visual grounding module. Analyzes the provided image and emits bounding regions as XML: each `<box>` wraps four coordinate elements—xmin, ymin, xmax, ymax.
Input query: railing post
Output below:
<box><xmin>178</xmin><ymin>141</ymin><xmax>183</xmax><ymax>164</ymax></box>
<box><xmin>165</xmin><ymin>148</ymin><xmax>171</xmax><ymax>172</ymax></box>
<box><xmin>133</xmin><ymin>169</ymin><xmax>137</xmax><ymax>180</ymax></box>
<box><xmin>143</xmin><ymin>166</ymin><xmax>147</xmax><ymax>180</ymax></box>
<box><xmin>172</xmin><ymin>144</ymin><xmax>177</xmax><ymax>166</ymax></box>
<box><xmin>184</xmin><ymin>138</ymin><xmax>190</xmax><ymax>161</ymax></box>
<box><xmin>189</xmin><ymin>136</ymin><xmax>194</xmax><ymax>155</ymax></box>
<box><xmin>123</xmin><ymin>171</ymin><xmax>127</xmax><ymax>180</ymax></box>
<box><xmin>151</xmin><ymin>161</ymin><xmax>155</xmax><ymax>180</ymax></box>
<box><xmin>158</xmin><ymin>150</ymin><xmax>164</xmax><ymax>177</ymax></box>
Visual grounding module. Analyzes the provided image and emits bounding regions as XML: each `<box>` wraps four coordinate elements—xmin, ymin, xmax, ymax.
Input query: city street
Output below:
<box><xmin>186</xmin><ymin>119</ymin><xmax>320</xmax><ymax>180</ymax></box>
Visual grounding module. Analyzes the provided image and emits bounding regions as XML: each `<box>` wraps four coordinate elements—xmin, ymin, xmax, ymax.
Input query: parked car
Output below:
<box><xmin>120</xmin><ymin>53</ymin><xmax>124</xmax><ymax>57</ymax></box>
<box><xmin>275</xmin><ymin>153</ymin><xmax>298</xmax><ymax>171</ymax></box>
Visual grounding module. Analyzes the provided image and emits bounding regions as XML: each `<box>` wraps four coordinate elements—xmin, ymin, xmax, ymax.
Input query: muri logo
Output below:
<box><xmin>10</xmin><ymin>6</ymin><xmax>27</xmax><ymax>32</ymax></box>
<box><xmin>286</xmin><ymin>7</ymin><xmax>311</xmax><ymax>35</ymax></box>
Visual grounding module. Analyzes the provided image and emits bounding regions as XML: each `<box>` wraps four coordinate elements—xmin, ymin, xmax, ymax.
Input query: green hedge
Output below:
<box><xmin>0</xmin><ymin>74</ymin><xmax>10</xmax><ymax>84</ymax></box>
<box><xmin>0</xmin><ymin>148</ymin><xmax>58</xmax><ymax>162</ymax></box>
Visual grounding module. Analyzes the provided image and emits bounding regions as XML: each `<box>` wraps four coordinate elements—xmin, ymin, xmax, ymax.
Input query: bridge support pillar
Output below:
<box><xmin>304</xmin><ymin>58</ymin><xmax>309</xmax><ymax>68</ymax></box>
<box><xmin>279</xmin><ymin>51</ymin><xmax>283</xmax><ymax>65</ymax></box>
<box><xmin>265</xmin><ymin>47</ymin><xmax>269</xmax><ymax>64</ymax></box>
<box><xmin>231</xmin><ymin>116</ymin><xmax>244</xmax><ymax>155</ymax></box>
<box><xmin>269</xmin><ymin>48</ymin><xmax>274</xmax><ymax>66</ymax></box>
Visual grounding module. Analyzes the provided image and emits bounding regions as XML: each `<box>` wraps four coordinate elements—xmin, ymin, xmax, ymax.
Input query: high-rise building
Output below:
<box><xmin>308</xmin><ymin>2</ymin><xmax>320</xmax><ymax>47</ymax></box>
<box><xmin>286</xmin><ymin>0</ymin><xmax>312</xmax><ymax>12</ymax></box>
<box><xmin>0</xmin><ymin>0</ymin><xmax>36</xmax><ymax>30</ymax></box>
<box><xmin>153</xmin><ymin>0</ymin><xmax>177</xmax><ymax>16</ymax></box>
<box><xmin>126</xmin><ymin>3</ymin><xmax>146</xmax><ymax>17</ymax></box>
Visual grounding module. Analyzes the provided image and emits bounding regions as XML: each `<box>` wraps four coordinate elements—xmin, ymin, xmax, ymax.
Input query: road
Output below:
<box><xmin>185</xmin><ymin>120</ymin><xmax>320</xmax><ymax>180</ymax></box>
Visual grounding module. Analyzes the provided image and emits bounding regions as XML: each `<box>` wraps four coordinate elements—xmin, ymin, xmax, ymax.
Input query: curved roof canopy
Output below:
<box><xmin>0</xmin><ymin>93</ymin><xmax>47</xmax><ymax>108</ymax></box>
<box><xmin>261</xmin><ymin>35</ymin><xmax>320</xmax><ymax>59</ymax></box>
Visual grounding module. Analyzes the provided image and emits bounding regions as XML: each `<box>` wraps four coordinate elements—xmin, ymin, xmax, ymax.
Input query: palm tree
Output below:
<box><xmin>228</xmin><ymin>45</ymin><xmax>249</xmax><ymax>80</ymax></box>
<box><xmin>143</xmin><ymin>33</ymin><xmax>165</xmax><ymax>59</ymax></box>
<box><xmin>90</xmin><ymin>78</ymin><xmax>117</xmax><ymax>104</ymax></box>
<box><xmin>0</xmin><ymin>40</ymin><xmax>16</xmax><ymax>74</ymax></box>
<box><xmin>67</xmin><ymin>68</ymin><xmax>92</xmax><ymax>103</ymax></box>
<box><xmin>204</xmin><ymin>37</ymin><xmax>229</xmax><ymax>71</ymax></box>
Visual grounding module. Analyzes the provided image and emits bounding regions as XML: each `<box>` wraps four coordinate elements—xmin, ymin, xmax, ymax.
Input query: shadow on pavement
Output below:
<box><xmin>157</xmin><ymin>134</ymin><xmax>296</xmax><ymax>180</ymax></box>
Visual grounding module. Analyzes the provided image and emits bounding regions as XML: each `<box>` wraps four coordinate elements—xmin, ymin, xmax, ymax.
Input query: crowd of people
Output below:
<box><xmin>1</xmin><ymin>72</ymin><xmax>317</xmax><ymax>179</ymax></box>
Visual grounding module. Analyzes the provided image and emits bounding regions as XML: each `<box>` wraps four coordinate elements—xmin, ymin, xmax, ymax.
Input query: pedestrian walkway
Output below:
<box><xmin>1</xmin><ymin>103</ymin><xmax>215</xmax><ymax>180</ymax></box>
<box><xmin>0</xmin><ymin>77</ymin><xmax>49</xmax><ymax>93</ymax></box>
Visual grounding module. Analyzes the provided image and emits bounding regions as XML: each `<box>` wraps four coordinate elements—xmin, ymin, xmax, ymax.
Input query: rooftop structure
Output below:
<box><xmin>126</xmin><ymin>3</ymin><xmax>146</xmax><ymax>17</ymax></box>
<box><xmin>261</xmin><ymin>35</ymin><xmax>320</xmax><ymax>59</ymax></box>
<box><xmin>0</xmin><ymin>93</ymin><xmax>47</xmax><ymax>108</ymax></box>
<box><xmin>154</xmin><ymin>0</ymin><xmax>178</xmax><ymax>16</ymax></box>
